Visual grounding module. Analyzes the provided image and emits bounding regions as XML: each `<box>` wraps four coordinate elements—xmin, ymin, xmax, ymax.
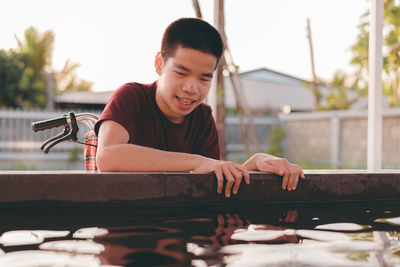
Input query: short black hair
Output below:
<box><xmin>161</xmin><ymin>17</ymin><xmax>224</xmax><ymax>63</ymax></box>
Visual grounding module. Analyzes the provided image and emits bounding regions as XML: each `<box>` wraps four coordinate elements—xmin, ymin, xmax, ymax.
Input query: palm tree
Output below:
<box><xmin>14</xmin><ymin>27</ymin><xmax>92</xmax><ymax>108</ymax></box>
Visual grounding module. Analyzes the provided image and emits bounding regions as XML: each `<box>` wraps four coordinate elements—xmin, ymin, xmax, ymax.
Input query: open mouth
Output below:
<box><xmin>176</xmin><ymin>96</ymin><xmax>195</xmax><ymax>105</ymax></box>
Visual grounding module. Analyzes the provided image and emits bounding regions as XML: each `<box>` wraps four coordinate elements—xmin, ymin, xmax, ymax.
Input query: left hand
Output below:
<box><xmin>255</xmin><ymin>154</ymin><xmax>305</xmax><ymax>191</ymax></box>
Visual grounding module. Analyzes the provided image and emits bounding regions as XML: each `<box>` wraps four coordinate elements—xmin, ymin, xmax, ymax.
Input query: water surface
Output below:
<box><xmin>0</xmin><ymin>200</ymin><xmax>399</xmax><ymax>266</ymax></box>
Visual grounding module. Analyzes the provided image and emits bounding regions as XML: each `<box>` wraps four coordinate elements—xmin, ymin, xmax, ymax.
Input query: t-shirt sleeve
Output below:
<box><xmin>94</xmin><ymin>83</ymin><xmax>141</xmax><ymax>141</ymax></box>
<box><xmin>193</xmin><ymin>104</ymin><xmax>221</xmax><ymax>160</ymax></box>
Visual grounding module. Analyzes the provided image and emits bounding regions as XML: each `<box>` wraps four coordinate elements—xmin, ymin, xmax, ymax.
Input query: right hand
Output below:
<box><xmin>193</xmin><ymin>158</ymin><xmax>250</xmax><ymax>198</ymax></box>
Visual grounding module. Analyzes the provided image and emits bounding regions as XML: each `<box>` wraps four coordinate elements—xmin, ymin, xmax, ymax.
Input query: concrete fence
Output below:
<box><xmin>280</xmin><ymin>108</ymin><xmax>400</xmax><ymax>169</ymax></box>
<box><xmin>1</xmin><ymin>108</ymin><xmax>399</xmax><ymax>170</ymax></box>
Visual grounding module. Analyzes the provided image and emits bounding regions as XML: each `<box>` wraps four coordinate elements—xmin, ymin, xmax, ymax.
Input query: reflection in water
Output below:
<box><xmin>375</xmin><ymin>216</ymin><xmax>400</xmax><ymax>225</ymax></box>
<box><xmin>296</xmin><ymin>229</ymin><xmax>350</xmax><ymax>241</ymax></box>
<box><xmin>0</xmin><ymin>230</ymin><xmax>69</xmax><ymax>246</ymax></box>
<box><xmin>221</xmin><ymin>242</ymin><xmax>379</xmax><ymax>266</ymax></box>
<box><xmin>315</xmin><ymin>223</ymin><xmax>371</xmax><ymax>231</ymax></box>
<box><xmin>0</xmin><ymin>250</ymin><xmax>100</xmax><ymax>266</ymax></box>
<box><xmin>0</xmin><ymin>231</ymin><xmax>43</xmax><ymax>246</ymax></box>
<box><xmin>40</xmin><ymin>240</ymin><xmax>105</xmax><ymax>254</ymax></box>
<box><xmin>73</xmin><ymin>227</ymin><xmax>108</xmax><ymax>239</ymax></box>
<box><xmin>0</xmin><ymin>202</ymin><xmax>399</xmax><ymax>266</ymax></box>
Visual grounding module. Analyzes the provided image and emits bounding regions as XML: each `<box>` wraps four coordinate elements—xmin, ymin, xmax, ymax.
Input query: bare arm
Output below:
<box><xmin>96</xmin><ymin>120</ymin><xmax>250</xmax><ymax>197</ymax></box>
<box><xmin>96</xmin><ymin>120</ymin><xmax>205</xmax><ymax>172</ymax></box>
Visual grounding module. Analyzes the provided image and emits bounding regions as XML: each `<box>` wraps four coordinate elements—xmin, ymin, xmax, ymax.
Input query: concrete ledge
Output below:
<box><xmin>0</xmin><ymin>170</ymin><xmax>399</xmax><ymax>207</ymax></box>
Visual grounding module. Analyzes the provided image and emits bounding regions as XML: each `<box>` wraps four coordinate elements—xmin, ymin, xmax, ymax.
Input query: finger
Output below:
<box><xmin>300</xmin><ymin>169</ymin><xmax>305</xmax><ymax>179</ymax></box>
<box><xmin>287</xmin><ymin>169</ymin><xmax>297</xmax><ymax>191</ymax></box>
<box><xmin>228</xmin><ymin>164</ymin><xmax>243</xmax><ymax>194</ymax></box>
<box><xmin>291</xmin><ymin>166</ymin><xmax>303</xmax><ymax>190</ymax></box>
<box><xmin>291</xmin><ymin>165</ymin><xmax>304</xmax><ymax>190</ymax></box>
<box><xmin>238</xmin><ymin>165</ymin><xmax>250</xmax><ymax>184</ymax></box>
<box><xmin>228</xmin><ymin>163</ymin><xmax>243</xmax><ymax>178</ymax></box>
<box><xmin>284</xmin><ymin>162</ymin><xmax>297</xmax><ymax>191</ymax></box>
<box><xmin>294</xmin><ymin>164</ymin><xmax>305</xmax><ymax>180</ymax></box>
<box><xmin>282</xmin><ymin>171</ymin><xmax>289</xmax><ymax>190</ymax></box>
<box><xmin>291</xmin><ymin>173</ymin><xmax>299</xmax><ymax>190</ymax></box>
<box><xmin>215</xmin><ymin>167</ymin><xmax>224</xmax><ymax>194</ymax></box>
<box><xmin>222</xmin><ymin>165</ymin><xmax>235</xmax><ymax>198</ymax></box>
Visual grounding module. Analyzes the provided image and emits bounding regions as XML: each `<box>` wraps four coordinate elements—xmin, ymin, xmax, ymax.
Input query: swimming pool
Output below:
<box><xmin>0</xmin><ymin>171</ymin><xmax>399</xmax><ymax>266</ymax></box>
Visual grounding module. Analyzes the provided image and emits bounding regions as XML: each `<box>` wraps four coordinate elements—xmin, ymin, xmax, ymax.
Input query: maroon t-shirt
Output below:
<box><xmin>95</xmin><ymin>81</ymin><xmax>221</xmax><ymax>159</ymax></box>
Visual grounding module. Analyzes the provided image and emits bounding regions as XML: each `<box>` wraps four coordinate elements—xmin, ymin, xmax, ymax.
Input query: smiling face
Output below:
<box><xmin>155</xmin><ymin>46</ymin><xmax>217</xmax><ymax>123</ymax></box>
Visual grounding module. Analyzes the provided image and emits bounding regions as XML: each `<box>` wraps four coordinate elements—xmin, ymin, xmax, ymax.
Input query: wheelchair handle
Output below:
<box><xmin>32</xmin><ymin>116</ymin><xmax>68</xmax><ymax>132</ymax></box>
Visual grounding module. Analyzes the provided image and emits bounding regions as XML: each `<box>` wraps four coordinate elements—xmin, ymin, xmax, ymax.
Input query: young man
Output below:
<box><xmin>95</xmin><ymin>17</ymin><xmax>305</xmax><ymax>198</ymax></box>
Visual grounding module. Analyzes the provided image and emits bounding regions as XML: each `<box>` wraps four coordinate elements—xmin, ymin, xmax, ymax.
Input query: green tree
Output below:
<box><xmin>15</xmin><ymin>26</ymin><xmax>55</xmax><ymax>107</ymax></box>
<box><xmin>319</xmin><ymin>71</ymin><xmax>359</xmax><ymax>110</ymax></box>
<box><xmin>350</xmin><ymin>0</ymin><xmax>400</xmax><ymax>106</ymax></box>
<box><xmin>266</xmin><ymin>125</ymin><xmax>286</xmax><ymax>157</ymax></box>
<box><xmin>0</xmin><ymin>49</ymin><xmax>31</xmax><ymax>107</ymax></box>
<box><xmin>0</xmin><ymin>26</ymin><xmax>92</xmax><ymax>108</ymax></box>
<box><xmin>55</xmin><ymin>59</ymin><xmax>93</xmax><ymax>93</ymax></box>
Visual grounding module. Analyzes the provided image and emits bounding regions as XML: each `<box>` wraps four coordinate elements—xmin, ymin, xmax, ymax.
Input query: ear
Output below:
<box><xmin>154</xmin><ymin>52</ymin><xmax>163</xmax><ymax>75</ymax></box>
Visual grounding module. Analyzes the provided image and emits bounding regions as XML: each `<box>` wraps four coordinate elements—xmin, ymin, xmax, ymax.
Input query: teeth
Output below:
<box><xmin>178</xmin><ymin>97</ymin><xmax>192</xmax><ymax>105</ymax></box>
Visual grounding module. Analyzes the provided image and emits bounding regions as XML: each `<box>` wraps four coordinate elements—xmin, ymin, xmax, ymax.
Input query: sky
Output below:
<box><xmin>0</xmin><ymin>0</ymin><xmax>370</xmax><ymax>92</ymax></box>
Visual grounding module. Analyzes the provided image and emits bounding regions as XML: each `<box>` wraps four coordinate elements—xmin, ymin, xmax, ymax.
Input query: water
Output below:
<box><xmin>0</xmin><ymin>200</ymin><xmax>399</xmax><ymax>266</ymax></box>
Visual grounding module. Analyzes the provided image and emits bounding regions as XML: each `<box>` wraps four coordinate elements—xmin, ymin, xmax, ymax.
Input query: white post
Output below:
<box><xmin>207</xmin><ymin>0</ymin><xmax>219</xmax><ymax>116</ymax></box>
<box><xmin>367</xmin><ymin>0</ymin><xmax>383</xmax><ymax>171</ymax></box>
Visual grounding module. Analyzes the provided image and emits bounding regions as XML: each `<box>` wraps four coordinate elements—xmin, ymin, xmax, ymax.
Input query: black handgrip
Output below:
<box><xmin>32</xmin><ymin>117</ymin><xmax>68</xmax><ymax>132</ymax></box>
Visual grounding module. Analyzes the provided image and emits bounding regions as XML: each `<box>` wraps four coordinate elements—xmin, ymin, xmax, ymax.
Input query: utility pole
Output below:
<box><xmin>306</xmin><ymin>18</ymin><xmax>320</xmax><ymax>110</ymax></box>
<box><xmin>192</xmin><ymin>0</ymin><xmax>259</xmax><ymax>158</ymax></box>
<box><xmin>214</xmin><ymin>0</ymin><xmax>227</xmax><ymax>159</ymax></box>
<box><xmin>45</xmin><ymin>72</ymin><xmax>55</xmax><ymax>110</ymax></box>
<box><xmin>192</xmin><ymin>0</ymin><xmax>202</xmax><ymax>18</ymax></box>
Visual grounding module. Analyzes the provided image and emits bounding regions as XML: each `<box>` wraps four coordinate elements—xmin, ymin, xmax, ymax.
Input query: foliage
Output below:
<box><xmin>0</xmin><ymin>26</ymin><xmax>92</xmax><ymax>108</ymax></box>
<box><xmin>68</xmin><ymin>147</ymin><xmax>82</xmax><ymax>163</ymax></box>
<box><xmin>350</xmin><ymin>0</ymin><xmax>400</xmax><ymax>107</ymax></box>
<box><xmin>318</xmin><ymin>71</ymin><xmax>360</xmax><ymax>110</ymax></box>
<box><xmin>55</xmin><ymin>59</ymin><xmax>93</xmax><ymax>93</ymax></box>
<box><xmin>0</xmin><ymin>49</ymin><xmax>37</xmax><ymax>108</ymax></box>
<box><xmin>266</xmin><ymin>125</ymin><xmax>286</xmax><ymax>157</ymax></box>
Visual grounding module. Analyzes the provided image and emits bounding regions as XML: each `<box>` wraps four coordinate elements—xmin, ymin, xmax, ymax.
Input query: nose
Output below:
<box><xmin>182</xmin><ymin>78</ymin><xmax>199</xmax><ymax>95</ymax></box>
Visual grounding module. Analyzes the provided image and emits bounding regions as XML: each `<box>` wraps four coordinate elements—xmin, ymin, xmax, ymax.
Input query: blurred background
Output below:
<box><xmin>0</xmin><ymin>0</ymin><xmax>399</xmax><ymax>170</ymax></box>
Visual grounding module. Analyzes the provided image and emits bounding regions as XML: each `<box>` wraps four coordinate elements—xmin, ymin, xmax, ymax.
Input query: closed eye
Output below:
<box><xmin>175</xmin><ymin>71</ymin><xmax>187</xmax><ymax>76</ymax></box>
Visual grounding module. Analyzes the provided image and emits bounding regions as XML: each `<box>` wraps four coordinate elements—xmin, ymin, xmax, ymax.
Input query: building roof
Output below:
<box><xmin>55</xmin><ymin>68</ymin><xmax>322</xmax><ymax>106</ymax></box>
<box><xmin>240</xmin><ymin>67</ymin><xmax>310</xmax><ymax>86</ymax></box>
<box><xmin>56</xmin><ymin>90</ymin><xmax>112</xmax><ymax>105</ymax></box>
